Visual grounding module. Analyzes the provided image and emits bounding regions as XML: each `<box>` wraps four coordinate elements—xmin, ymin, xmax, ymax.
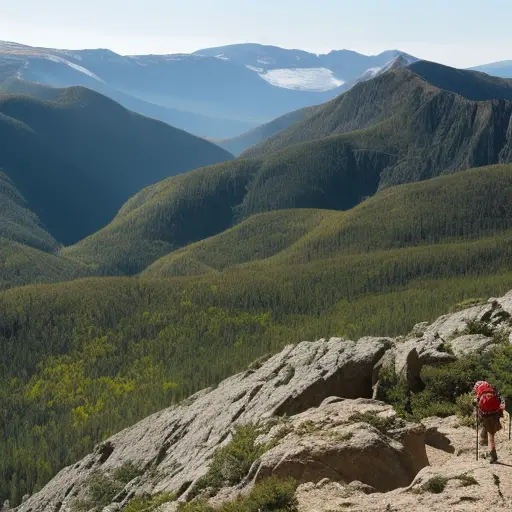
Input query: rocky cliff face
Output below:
<box><xmin>14</xmin><ymin>291</ymin><xmax>512</xmax><ymax>512</ymax></box>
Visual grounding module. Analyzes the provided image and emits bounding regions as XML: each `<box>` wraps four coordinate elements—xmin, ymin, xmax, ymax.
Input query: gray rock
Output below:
<box><xmin>409</xmin><ymin>321</ymin><xmax>429</xmax><ymax>338</ymax></box>
<box><xmin>450</xmin><ymin>334</ymin><xmax>495</xmax><ymax>357</ymax></box>
<box><xmin>394</xmin><ymin>340</ymin><xmax>423</xmax><ymax>392</ymax></box>
<box><xmin>253</xmin><ymin>399</ymin><xmax>428</xmax><ymax>493</ymax></box>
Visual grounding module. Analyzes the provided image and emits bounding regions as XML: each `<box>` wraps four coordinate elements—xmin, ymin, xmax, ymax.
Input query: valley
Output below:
<box><xmin>1</xmin><ymin>25</ymin><xmax>512</xmax><ymax>511</ymax></box>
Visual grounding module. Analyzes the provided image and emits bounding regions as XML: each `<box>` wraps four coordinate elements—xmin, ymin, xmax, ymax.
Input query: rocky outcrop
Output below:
<box><xmin>449</xmin><ymin>334</ymin><xmax>496</xmax><ymax>357</ymax></box>
<box><xmin>15</xmin><ymin>336</ymin><xmax>392</xmax><ymax>512</ymax></box>
<box><xmin>373</xmin><ymin>292</ymin><xmax>512</xmax><ymax>397</ymax></box>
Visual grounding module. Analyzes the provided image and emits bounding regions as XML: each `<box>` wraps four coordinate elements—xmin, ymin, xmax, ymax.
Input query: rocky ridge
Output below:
<box><xmin>13</xmin><ymin>291</ymin><xmax>512</xmax><ymax>512</ymax></box>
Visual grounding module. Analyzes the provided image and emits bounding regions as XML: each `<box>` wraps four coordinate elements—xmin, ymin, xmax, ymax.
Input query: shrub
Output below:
<box><xmin>451</xmin><ymin>298</ymin><xmax>486</xmax><ymax>312</ymax></box>
<box><xmin>455</xmin><ymin>474</ymin><xmax>478</xmax><ymax>487</ymax></box>
<box><xmin>349</xmin><ymin>412</ymin><xmax>402</xmax><ymax>434</ymax></box>
<box><xmin>72</xmin><ymin>462</ymin><xmax>144</xmax><ymax>511</ymax></box>
<box><xmin>456</xmin><ymin>393</ymin><xmax>475</xmax><ymax>421</ymax></box>
<box><xmin>464</xmin><ymin>319</ymin><xmax>494</xmax><ymax>337</ymax></box>
<box><xmin>192</xmin><ymin>425</ymin><xmax>268</xmax><ymax>496</ymax></box>
<box><xmin>72</xmin><ymin>471</ymin><xmax>124</xmax><ymax>511</ymax></box>
<box><xmin>178</xmin><ymin>477</ymin><xmax>298</xmax><ymax>512</ymax></box>
<box><xmin>422</xmin><ymin>476</ymin><xmax>448</xmax><ymax>494</ymax></box>
<box><xmin>113</xmin><ymin>462</ymin><xmax>144</xmax><ymax>484</ymax></box>
<box><xmin>124</xmin><ymin>493</ymin><xmax>176</xmax><ymax>512</ymax></box>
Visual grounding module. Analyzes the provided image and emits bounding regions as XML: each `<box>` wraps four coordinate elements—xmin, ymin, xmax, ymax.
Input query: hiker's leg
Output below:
<box><xmin>489</xmin><ymin>432</ymin><xmax>498</xmax><ymax>463</ymax></box>
<box><xmin>489</xmin><ymin>432</ymin><xmax>496</xmax><ymax>451</ymax></box>
<box><xmin>480</xmin><ymin>424</ymin><xmax>488</xmax><ymax>446</ymax></box>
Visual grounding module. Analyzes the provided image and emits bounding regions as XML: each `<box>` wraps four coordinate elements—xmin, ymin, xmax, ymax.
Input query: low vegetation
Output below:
<box><xmin>178</xmin><ymin>477</ymin><xmax>298</xmax><ymax>512</ymax></box>
<box><xmin>192</xmin><ymin>425</ymin><xmax>269</xmax><ymax>497</ymax></box>
<box><xmin>421</xmin><ymin>473</ymin><xmax>478</xmax><ymax>494</ymax></box>
<box><xmin>379</xmin><ymin>344</ymin><xmax>512</xmax><ymax>421</ymax></box>
<box><xmin>71</xmin><ymin>463</ymin><xmax>143</xmax><ymax>511</ymax></box>
<box><xmin>123</xmin><ymin>493</ymin><xmax>177</xmax><ymax>512</ymax></box>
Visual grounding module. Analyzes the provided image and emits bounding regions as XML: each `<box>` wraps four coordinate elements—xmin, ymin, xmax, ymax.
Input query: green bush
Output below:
<box><xmin>71</xmin><ymin>463</ymin><xmax>145</xmax><ymax>512</ymax></box>
<box><xmin>72</xmin><ymin>471</ymin><xmax>123</xmax><ymax>511</ymax></box>
<box><xmin>113</xmin><ymin>462</ymin><xmax>144</xmax><ymax>485</ymax></box>
<box><xmin>349</xmin><ymin>412</ymin><xmax>403</xmax><ymax>434</ymax></box>
<box><xmin>456</xmin><ymin>393</ymin><xmax>475</xmax><ymax>421</ymax></box>
<box><xmin>422</xmin><ymin>476</ymin><xmax>448</xmax><ymax>494</ymax></box>
<box><xmin>123</xmin><ymin>493</ymin><xmax>176</xmax><ymax>512</ymax></box>
<box><xmin>464</xmin><ymin>319</ymin><xmax>494</xmax><ymax>337</ymax></box>
<box><xmin>179</xmin><ymin>477</ymin><xmax>298</xmax><ymax>512</ymax></box>
<box><xmin>192</xmin><ymin>425</ymin><xmax>269</xmax><ymax>496</ymax></box>
<box><xmin>451</xmin><ymin>298</ymin><xmax>486</xmax><ymax>312</ymax></box>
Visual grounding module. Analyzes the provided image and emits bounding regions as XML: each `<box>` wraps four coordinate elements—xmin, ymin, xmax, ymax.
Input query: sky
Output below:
<box><xmin>1</xmin><ymin>0</ymin><xmax>511</xmax><ymax>68</ymax></box>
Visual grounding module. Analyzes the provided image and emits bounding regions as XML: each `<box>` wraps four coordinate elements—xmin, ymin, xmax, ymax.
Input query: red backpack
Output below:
<box><xmin>476</xmin><ymin>382</ymin><xmax>502</xmax><ymax>415</ymax></box>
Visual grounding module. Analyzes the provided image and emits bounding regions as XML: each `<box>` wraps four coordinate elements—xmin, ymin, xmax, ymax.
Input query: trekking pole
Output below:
<box><xmin>475</xmin><ymin>407</ymin><xmax>479</xmax><ymax>461</ymax></box>
<box><xmin>506</xmin><ymin>401</ymin><xmax>511</xmax><ymax>441</ymax></box>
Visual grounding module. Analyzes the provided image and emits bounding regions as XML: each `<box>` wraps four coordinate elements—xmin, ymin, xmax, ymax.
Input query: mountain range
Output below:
<box><xmin>2</xmin><ymin>48</ymin><xmax>512</xmax><ymax>506</ymax></box>
<box><xmin>0</xmin><ymin>41</ymin><xmax>420</xmax><ymax>138</ymax></box>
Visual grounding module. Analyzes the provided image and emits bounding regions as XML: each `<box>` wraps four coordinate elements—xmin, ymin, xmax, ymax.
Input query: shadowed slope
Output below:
<box><xmin>0</xmin><ymin>87</ymin><xmax>232</xmax><ymax>244</ymax></box>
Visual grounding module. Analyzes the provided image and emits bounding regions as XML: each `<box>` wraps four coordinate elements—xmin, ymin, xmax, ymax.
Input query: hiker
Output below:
<box><xmin>473</xmin><ymin>381</ymin><xmax>506</xmax><ymax>463</ymax></box>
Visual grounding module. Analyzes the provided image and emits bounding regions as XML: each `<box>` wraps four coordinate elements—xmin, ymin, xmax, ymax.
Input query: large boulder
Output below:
<box><xmin>449</xmin><ymin>334</ymin><xmax>496</xmax><ymax>357</ymax></box>
<box><xmin>254</xmin><ymin>399</ymin><xmax>428</xmax><ymax>493</ymax></box>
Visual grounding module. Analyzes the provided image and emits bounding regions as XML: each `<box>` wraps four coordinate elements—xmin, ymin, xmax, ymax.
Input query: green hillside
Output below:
<box><xmin>63</xmin><ymin>138</ymin><xmax>395</xmax><ymax>274</ymax></box>
<box><xmin>0</xmin><ymin>168</ymin><xmax>58</xmax><ymax>252</ymax></box>
<box><xmin>0</xmin><ymin>87</ymin><xmax>232</xmax><ymax>244</ymax></box>
<box><xmin>3</xmin><ymin>164</ymin><xmax>512</xmax><ymax>503</ymax></box>
<box><xmin>142</xmin><ymin>165</ymin><xmax>512</xmax><ymax>276</ymax></box>
<box><xmin>62</xmin><ymin>159</ymin><xmax>263</xmax><ymax>274</ymax></box>
<box><xmin>66</xmin><ymin>82</ymin><xmax>512</xmax><ymax>276</ymax></box>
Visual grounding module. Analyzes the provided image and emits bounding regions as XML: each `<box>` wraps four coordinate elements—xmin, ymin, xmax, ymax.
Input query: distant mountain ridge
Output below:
<box><xmin>0</xmin><ymin>40</ymin><xmax>418</xmax><ymax>137</ymax></box>
<box><xmin>471</xmin><ymin>60</ymin><xmax>512</xmax><ymax>79</ymax></box>
<box><xmin>245</xmin><ymin>60</ymin><xmax>512</xmax><ymax>159</ymax></box>
<box><xmin>195</xmin><ymin>43</ymin><xmax>417</xmax><ymax>90</ymax></box>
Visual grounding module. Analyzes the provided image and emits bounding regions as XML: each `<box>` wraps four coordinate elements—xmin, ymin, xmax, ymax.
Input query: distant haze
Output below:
<box><xmin>1</xmin><ymin>0</ymin><xmax>511</xmax><ymax>68</ymax></box>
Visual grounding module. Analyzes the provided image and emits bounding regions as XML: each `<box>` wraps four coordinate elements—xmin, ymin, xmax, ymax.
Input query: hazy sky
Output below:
<box><xmin>1</xmin><ymin>0</ymin><xmax>511</xmax><ymax>67</ymax></box>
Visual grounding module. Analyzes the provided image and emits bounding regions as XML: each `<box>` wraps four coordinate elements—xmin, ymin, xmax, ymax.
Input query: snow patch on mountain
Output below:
<box><xmin>258</xmin><ymin>67</ymin><xmax>345</xmax><ymax>91</ymax></box>
<box><xmin>43</xmin><ymin>54</ymin><xmax>105</xmax><ymax>82</ymax></box>
<box><xmin>246</xmin><ymin>65</ymin><xmax>264</xmax><ymax>73</ymax></box>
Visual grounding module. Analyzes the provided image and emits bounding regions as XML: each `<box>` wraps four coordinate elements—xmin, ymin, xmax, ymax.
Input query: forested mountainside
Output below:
<box><xmin>244</xmin><ymin>61</ymin><xmax>512</xmax><ymax>159</ymax></box>
<box><xmin>0</xmin><ymin>87</ymin><xmax>232</xmax><ymax>244</ymax></box>
<box><xmin>0</xmin><ymin>169</ymin><xmax>87</xmax><ymax>290</ymax></box>
<box><xmin>217</xmin><ymin>107</ymin><xmax>313</xmax><ymax>156</ymax></box>
<box><xmin>3</xmin><ymin>165</ymin><xmax>512</xmax><ymax>503</ymax></box>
